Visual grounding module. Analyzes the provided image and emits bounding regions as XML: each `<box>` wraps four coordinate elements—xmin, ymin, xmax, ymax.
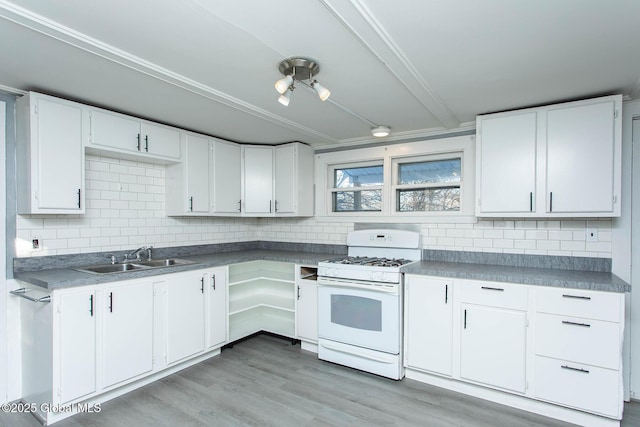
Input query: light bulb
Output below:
<box><xmin>312</xmin><ymin>81</ymin><xmax>330</xmax><ymax>101</ymax></box>
<box><xmin>275</xmin><ymin>75</ymin><xmax>294</xmax><ymax>94</ymax></box>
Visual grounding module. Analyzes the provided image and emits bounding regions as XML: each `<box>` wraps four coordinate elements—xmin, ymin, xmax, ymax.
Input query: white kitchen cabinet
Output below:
<box><xmin>476</xmin><ymin>112</ymin><xmax>537</xmax><ymax>214</ymax></box>
<box><xmin>89</xmin><ymin>109</ymin><xmax>181</xmax><ymax>161</ymax></box>
<box><xmin>58</xmin><ymin>287</ymin><xmax>97</xmax><ymax>403</ymax></box>
<box><xmin>101</xmin><ymin>280</ymin><xmax>154</xmax><ymax>388</ymax></box>
<box><xmin>241</xmin><ymin>142</ymin><xmax>314</xmax><ymax>217</ymax></box>
<box><xmin>212</xmin><ymin>139</ymin><xmax>242</xmax><ymax>214</ymax></box>
<box><xmin>16</xmin><ymin>92</ymin><xmax>86</xmax><ymax>214</ymax></box>
<box><xmin>533</xmin><ymin>286</ymin><xmax>624</xmax><ymax>418</ymax></box>
<box><xmin>458</xmin><ymin>280</ymin><xmax>528</xmax><ymax>394</ymax></box>
<box><xmin>243</xmin><ymin>146</ymin><xmax>274</xmax><ymax>214</ymax></box>
<box><xmin>476</xmin><ymin>94</ymin><xmax>622</xmax><ymax>217</ymax></box>
<box><xmin>166</xmin><ymin>271</ymin><xmax>206</xmax><ymax>364</ymax></box>
<box><xmin>228</xmin><ymin>261</ymin><xmax>295</xmax><ymax>341</ymax></box>
<box><xmin>404</xmin><ymin>275</ymin><xmax>453</xmax><ymax>377</ymax></box>
<box><xmin>166</xmin><ymin>133</ymin><xmax>211</xmax><ymax>215</ymax></box>
<box><xmin>296</xmin><ymin>266</ymin><xmax>318</xmax><ymax>346</ymax></box>
<box><xmin>274</xmin><ymin>143</ymin><xmax>314</xmax><ymax>216</ymax></box>
<box><xmin>206</xmin><ymin>267</ymin><xmax>228</xmax><ymax>349</ymax></box>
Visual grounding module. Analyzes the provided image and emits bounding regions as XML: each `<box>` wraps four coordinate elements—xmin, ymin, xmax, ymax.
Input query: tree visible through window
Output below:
<box><xmin>332</xmin><ymin>165</ymin><xmax>383</xmax><ymax>211</ymax></box>
<box><xmin>395</xmin><ymin>158</ymin><xmax>461</xmax><ymax>212</ymax></box>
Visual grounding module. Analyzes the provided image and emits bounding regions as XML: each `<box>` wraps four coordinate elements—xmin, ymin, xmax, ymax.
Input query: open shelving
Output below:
<box><xmin>228</xmin><ymin>261</ymin><xmax>296</xmax><ymax>342</ymax></box>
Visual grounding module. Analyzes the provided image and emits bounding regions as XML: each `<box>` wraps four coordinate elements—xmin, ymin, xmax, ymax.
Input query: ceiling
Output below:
<box><xmin>1</xmin><ymin>0</ymin><xmax>639</xmax><ymax>149</ymax></box>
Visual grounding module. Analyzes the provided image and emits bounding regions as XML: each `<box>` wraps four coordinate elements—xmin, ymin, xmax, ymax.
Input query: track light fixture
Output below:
<box><xmin>275</xmin><ymin>57</ymin><xmax>330</xmax><ymax>106</ymax></box>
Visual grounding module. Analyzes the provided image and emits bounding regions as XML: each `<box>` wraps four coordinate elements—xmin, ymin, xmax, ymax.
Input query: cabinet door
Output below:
<box><xmin>546</xmin><ymin>101</ymin><xmax>616</xmax><ymax>213</ymax></box>
<box><xmin>296</xmin><ymin>280</ymin><xmax>318</xmax><ymax>342</ymax></box>
<box><xmin>184</xmin><ymin>135</ymin><xmax>210</xmax><ymax>213</ymax></box>
<box><xmin>141</xmin><ymin>122</ymin><xmax>181</xmax><ymax>159</ymax></box>
<box><xmin>460</xmin><ymin>304</ymin><xmax>527</xmax><ymax>393</ymax></box>
<box><xmin>477</xmin><ymin>112</ymin><xmax>537</xmax><ymax>214</ymax></box>
<box><xmin>90</xmin><ymin>110</ymin><xmax>141</xmax><ymax>152</ymax></box>
<box><xmin>207</xmin><ymin>268</ymin><xmax>228</xmax><ymax>349</ymax></box>
<box><xmin>166</xmin><ymin>273</ymin><xmax>206</xmax><ymax>363</ymax></box>
<box><xmin>274</xmin><ymin>144</ymin><xmax>296</xmax><ymax>214</ymax></box>
<box><xmin>102</xmin><ymin>281</ymin><xmax>153</xmax><ymax>388</ymax></box>
<box><xmin>58</xmin><ymin>289</ymin><xmax>96</xmax><ymax>403</ymax></box>
<box><xmin>33</xmin><ymin>96</ymin><xmax>85</xmax><ymax>211</ymax></box>
<box><xmin>243</xmin><ymin>146</ymin><xmax>273</xmax><ymax>214</ymax></box>
<box><xmin>212</xmin><ymin>140</ymin><xmax>241</xmax><ymax>213</ymax></box>
<box><xmin>405</xmin><ymin>276</ymin><xmax>453</xmax><ymax>376</ymax></box>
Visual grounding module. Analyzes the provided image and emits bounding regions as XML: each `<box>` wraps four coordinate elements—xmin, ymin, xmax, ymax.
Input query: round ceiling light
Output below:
<box><xmin>371</xmin><ymin>125</ymin><xmax>390</xmax><ymax>137</ymax></box>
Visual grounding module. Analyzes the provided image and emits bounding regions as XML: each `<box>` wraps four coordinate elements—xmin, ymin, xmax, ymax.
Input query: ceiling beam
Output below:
<box><xmin>320</xmin><ymin>0</ymin><xmax>460</xmax><ymax>129</ymax></box>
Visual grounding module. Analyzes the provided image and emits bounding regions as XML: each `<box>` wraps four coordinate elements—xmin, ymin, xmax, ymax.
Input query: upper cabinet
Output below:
<box><xmin>476</xmin><ymin>95</ymin><xmax>622</xmax><ymax>217</ymax></box>
<box><xmin>241</xmin><ymin>142</ymin><xmax>314</xmax><ymax>217</ymax></box>
<box><xmin>88</xmin><ymin>109</ymin><xmax>181</xmax><ymax>161</ymax></box>
<box><xmin>16</xmin><ymin>92</ymin><xmax>86</xmax><ymax>214</ymax></box>
<box><xmin>211</xmin><ymin>140</ymin><xmax>241</xmax><ymax>214</ymax></box>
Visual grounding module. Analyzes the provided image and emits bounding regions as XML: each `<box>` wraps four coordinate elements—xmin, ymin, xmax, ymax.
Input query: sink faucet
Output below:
<box><xmin>146</xmin><ymin>246</ymin><xmax>153</xmax><ymax>261</ymax></box>
<box><xmin>126</xmin><ymin>246</ymin><xmax>147</xmax><ymax>261</ymax></box>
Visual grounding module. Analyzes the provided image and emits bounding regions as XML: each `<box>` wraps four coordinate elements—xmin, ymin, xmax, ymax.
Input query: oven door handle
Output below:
<box><xmin>317</xmin><ymin>277</ymin><xmax>398</xmax><ymax>294</ymax></box>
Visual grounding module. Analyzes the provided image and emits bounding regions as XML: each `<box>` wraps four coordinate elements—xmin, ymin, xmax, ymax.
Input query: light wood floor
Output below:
<box><xmin>2</xmin><ymin>334</ymin><xmax>640</xmax><ymax>426</ymax></box>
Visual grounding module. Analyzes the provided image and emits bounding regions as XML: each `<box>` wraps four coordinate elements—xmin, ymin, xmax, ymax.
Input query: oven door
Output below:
<box><xmin>317</xmin><ymin>277</ymin><xmax>401</xmax><ymax>354</ymax></box>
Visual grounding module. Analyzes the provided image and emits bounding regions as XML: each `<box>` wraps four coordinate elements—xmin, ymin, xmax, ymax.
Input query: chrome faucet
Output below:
<box><xmin>146</xmin><ymin>246</ymin><xmax>153</xmax><ymax>261</ymax></box>
<box><xmin>126</xmin><ymin>246</ymin><xmax>147</xmax><ymax>261</ymax></box>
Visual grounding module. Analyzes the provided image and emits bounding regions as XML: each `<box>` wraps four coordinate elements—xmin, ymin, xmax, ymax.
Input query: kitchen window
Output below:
<box><xmin>393</xmin><ymin>155</ymin><xmax>462</xmax><ymax>212</ymax></box>
<box><xmin>330</xmin><ymin>163</ymin><xmax>383</xmax><ymax>212</ymax></box>
<box><xmin>315</xmin><ymin>135</ymin><xmax>475</xmax><ymax>220</ymax></box>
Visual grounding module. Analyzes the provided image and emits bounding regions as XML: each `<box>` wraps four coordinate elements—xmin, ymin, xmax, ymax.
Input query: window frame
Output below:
<box><xmin>328</xmin><ymin>160</ymin><xmax>384</xmax><ymax>214</ymax></box>
<box><xmin>314</xmin><ymin>135</ymin><xmax>476</xmax><ymax>222</ymax></box>
<box><xmin>392</xmin><ymin>152</ymin><xmax>464</xmax><ymax>214</ymax></box>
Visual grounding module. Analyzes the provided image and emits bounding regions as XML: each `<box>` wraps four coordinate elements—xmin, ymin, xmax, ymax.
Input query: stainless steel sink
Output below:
<box><xmin>74</xmin><ymin>263</ymin><xmax>150</xmax><ymax>274</ymax></box>
<box><xmin>73</xmin><ymin>258</ymin><xmax>196</xmax><ymax>274</ymax></box>
<box><xmin>132</xmin><ymin>258</ymin><xmax>195</xmax><ymax>268</ymax></box>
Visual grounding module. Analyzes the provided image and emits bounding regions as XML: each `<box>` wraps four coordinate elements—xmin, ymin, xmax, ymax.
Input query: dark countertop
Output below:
<box><xmin>14</xmin><ymin>250</ymin><xmax>630</xmax><ymax>293</ymax></box>
<box><xmin>14</xmin><ymin>250</ymin><xmax>335</xmax><ymax>290</ymax></box>
<box><xmin>402</xmin><ymin>261</ymin><xmax>630</xmax><ymax>293</ymax></box>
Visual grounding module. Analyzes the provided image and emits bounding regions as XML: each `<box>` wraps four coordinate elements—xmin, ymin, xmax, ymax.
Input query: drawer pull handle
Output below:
<box><xmin>562</xmin><ymin>320</ymin><xmax>591</xmax><ymax>328</ymax></box>
<box><xmin>481</xmin><ymin>286</ymin><xmax>504</xmax><ymax>292</ymax></box>
<box><xmin>562</xmin><ymin>294</ymin><xmax>591</xmax><ymax>301</ymax></box>
<box><xmin>561</xmin><ymin>365</ymin><xmax>589</xmax><ymax>374</ymax></box>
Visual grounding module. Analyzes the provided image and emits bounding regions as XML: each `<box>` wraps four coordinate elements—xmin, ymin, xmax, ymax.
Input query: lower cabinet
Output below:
<box><xmin>166</xmin><ymin>272</ymin><xmax>206</xmax><ymax>364</ymax></box>
<box><xmin>296</xmin><ymin>266</ymin><xmax>318</xmax><ymax>346</ymax></box>
<box><xmin>17</xmin><ymin>267</ymin><xmax>229</xmax><ymax>425</ymax></box>
<box><xmin>403</xmin><ymin>275</ymin><xmax>625</xmax><ymax>424</ymax></box>
<box><xmin>102</xmin><ymin>280</ymin><xmax>154</xmax><ymax>388</ymax></box>
<box><xmin>58</xmin><ymin>287</ymin><xmax>97</xmax><ymax>403</ymax></box>
<box><xmin>404</xmin><ymin>275</ymin><xmax>453</xmax><ymax>376</ymax></box>
<box><xmin>459</xmin><ymin>304</ymin><xmax>527</xmax><ymax>393</ymax></box>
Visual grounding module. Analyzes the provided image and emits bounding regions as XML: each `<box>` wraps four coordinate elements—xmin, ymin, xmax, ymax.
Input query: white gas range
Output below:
<box><xmin>316</xmin><ymin>229</ymin><xmax>421</xmax><ymax>380</ymax></box>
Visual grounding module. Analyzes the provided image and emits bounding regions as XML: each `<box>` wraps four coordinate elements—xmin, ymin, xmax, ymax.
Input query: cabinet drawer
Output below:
<box><xmin>536</xmin><ymin>287</ymin><xmax>623</xmax><ymax>322</ymax></box>
<box><xmin>535</xmin><ymin>313</ymin><xmax>621</xmax><ymax>369</ymax></box>
<box><xmin>534</xmin><ymin>356</ymin><xmax>622</xmax><ymax>418</ymax></box>
<box><xmin>458</xmin><ymin>280</ymin><xmax>528</xmax><ymax>310</ymax></box>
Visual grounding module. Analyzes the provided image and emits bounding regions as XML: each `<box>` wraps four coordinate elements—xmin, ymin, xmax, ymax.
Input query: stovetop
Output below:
<box><xmin>324</xmin><ymin>256</ymin><xmax>414</xmax><ymax>268</ymax></box>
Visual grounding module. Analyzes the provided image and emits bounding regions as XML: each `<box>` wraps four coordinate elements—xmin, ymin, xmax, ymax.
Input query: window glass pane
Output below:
<box><xmin>334</xmin><ymin>165</ymin><xmax>383</xmax><ymax>188</ymax></box>
<box><xmin>398</xmin><ymin>159</ymin><xmax>461</xmax><ymax>185</ymax></box>
<box><xmin>333</xmin><ymin>190</ymin><xmax>382</xmax><ymax>212</ymax></box>
<box><xmin>331</xmin><ymin>295</ymin><xmax>382</xmax><ymax>331</ymax></box>
<box><xmin>398</xmin><ymin>187</ymin><xmax>460</xmax><ymax>212</ymax></box>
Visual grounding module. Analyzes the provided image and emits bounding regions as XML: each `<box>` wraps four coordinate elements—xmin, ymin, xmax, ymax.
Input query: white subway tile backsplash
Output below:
<box><xmin>14</xmin><ymin>155</ymin><xmax>615</xmax><ymax>259</ymax></box>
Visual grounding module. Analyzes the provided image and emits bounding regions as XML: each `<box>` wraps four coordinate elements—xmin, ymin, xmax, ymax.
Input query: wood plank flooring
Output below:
<box><xmin>2</xmin><ymin>334</ymin><xmax>640</xmax><ymax>426</ymax></box>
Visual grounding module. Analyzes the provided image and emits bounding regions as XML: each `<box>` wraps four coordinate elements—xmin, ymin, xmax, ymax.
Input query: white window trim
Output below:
<box><xmin>315</xmin><ymin>135</ymin><xmax>477</xmax><ymax>223</ymax></box>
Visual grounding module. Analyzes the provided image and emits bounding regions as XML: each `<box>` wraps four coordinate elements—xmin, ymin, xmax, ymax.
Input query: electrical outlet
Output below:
<box><xmin>586</xmin><ymin>228</ymin><xmax>598</xmax><ymax>242</ymax></box>
<box><xmin>32</xmin><ymin>238</ymin><xmax>41</xmax><ymax>250</ymax></box>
